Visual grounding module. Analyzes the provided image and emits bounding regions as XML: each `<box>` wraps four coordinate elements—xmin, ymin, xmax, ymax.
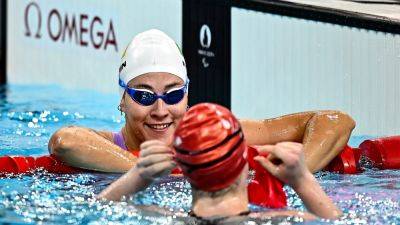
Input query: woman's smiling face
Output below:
<box><xmin>121</xmin><ymin>72</ymin><xmax>188</xmax><ymax>146</ymax></box>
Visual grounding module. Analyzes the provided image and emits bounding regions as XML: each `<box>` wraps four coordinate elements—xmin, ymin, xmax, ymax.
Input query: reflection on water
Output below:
<box><xmin>0</xmin><ymin>84</ymin><xmax>399</xmax><ymax>224</ymax></box>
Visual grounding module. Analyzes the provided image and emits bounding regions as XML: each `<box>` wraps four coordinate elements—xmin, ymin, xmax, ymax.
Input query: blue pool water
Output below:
<box><xmin>0</xmin><ymin>85</ymin><xmax>399</xmax><ymax>224</ymax></box>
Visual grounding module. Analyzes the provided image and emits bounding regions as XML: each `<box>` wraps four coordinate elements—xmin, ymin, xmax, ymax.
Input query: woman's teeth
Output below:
<box><xmin>148</xmin><ymin>123</ymin><xmax>171</xmax><ymax>130</ymax></box>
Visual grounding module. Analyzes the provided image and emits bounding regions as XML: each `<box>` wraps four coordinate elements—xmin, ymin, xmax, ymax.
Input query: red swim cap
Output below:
<box><xmin>173</xmin><ymin>103</ymin><xmax>247</xmax><ymax>192</ymax></box>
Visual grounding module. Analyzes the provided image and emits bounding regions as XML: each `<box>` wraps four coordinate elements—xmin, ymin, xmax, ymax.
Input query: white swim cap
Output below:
<box><xmin>118</xmin><ymin>29</ymin><xmax>188</xmax><ymax>96</ymax></box>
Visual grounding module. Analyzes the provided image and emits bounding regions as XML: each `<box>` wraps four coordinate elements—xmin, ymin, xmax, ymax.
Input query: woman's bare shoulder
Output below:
<box><xmin>95</xmin><ymin>130</ymin><xmax>114</xmax><ymax>141</ymax></box>
<box><xmin>53</xmin><ymin>126</ymin><xmax>114</xmax><ymax>142</ymax></box>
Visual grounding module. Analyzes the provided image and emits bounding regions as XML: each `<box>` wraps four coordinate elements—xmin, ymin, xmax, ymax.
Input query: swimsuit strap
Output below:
<box><xmin>112</xmin><ymin>131</ymin><xmax>141</xmax><ymax>157</ymax></box>
<box><xmin>112</xmin><ymin>131</ymin><xmax>128</xmax><ymax>151</ymax></box>
<box><xmin>188</xmin><ymin>210</ymin><xmax>250</xmax><ymax>224</ymax></box>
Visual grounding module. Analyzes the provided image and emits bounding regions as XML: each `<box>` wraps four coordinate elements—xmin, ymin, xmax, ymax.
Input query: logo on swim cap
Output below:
<box><xmin>174</xmin><ymin>136</ymin><xmax>182</xmax><ymax>146</ymax></box>
<box><xmin>121</xmin><ymin>44</ymin><xmax>129</xmax><ymax>59</ymax></box>
<box><xmin>221</xmin><ymin>119</ymin><xmax>231</xmax><ymax>130</ymax></box>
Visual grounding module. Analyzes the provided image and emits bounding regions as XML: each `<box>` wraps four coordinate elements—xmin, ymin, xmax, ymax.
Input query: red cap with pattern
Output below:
<box><xmin>173</xmin><ymin>103</ymin><xmax>247</xmax><ymax>192</ymax></box>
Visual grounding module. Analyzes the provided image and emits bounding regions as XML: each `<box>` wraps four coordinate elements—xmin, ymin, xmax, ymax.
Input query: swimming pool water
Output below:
<box><xmin>0</xmin><ymin>85</ymin><xmax>399</xmax><ymax>224</ymax></box>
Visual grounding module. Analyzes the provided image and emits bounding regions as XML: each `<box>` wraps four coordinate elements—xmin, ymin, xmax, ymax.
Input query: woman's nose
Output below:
<box><xmin>150</xmin><ymin>99</ymin><xmax>168</xmax><ymax>119</ymax></box>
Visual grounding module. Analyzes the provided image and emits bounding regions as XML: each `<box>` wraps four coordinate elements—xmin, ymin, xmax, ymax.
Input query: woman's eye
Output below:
<box><xmin>166</xmin><ymin>87</ymin><xmax>183</xmax><ymax>94</ymax></box>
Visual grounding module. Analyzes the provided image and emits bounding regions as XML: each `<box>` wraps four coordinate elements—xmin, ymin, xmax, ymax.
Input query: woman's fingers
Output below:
<box><xmin>152</xmin><ymin>162</ymin><xmax>177</xmax><ymax>178</ymax></box>
<box><xmin>256</xmin><ymin>145</ymin><xmax>288</xmax><ymax>165</ymax></box>
<box><xmin>137</xmin><ymin>154</ymin><xmax>174</xmax><ymax>168</ymax></box>
<box><xmin>255</xmin><ymin>145</ymin><xmax>274</xmax><ymax>155</ymax></box>
<box><xmin>136</xmin><ymin>140</ymin><xmax>177</xmax><ymax>180</ymax></box>
<box><xmin>254</xmin><ymin>156</ymin><xmax>279</xmax><ymax>176</ymax></box>
<box><xmin>139</xmin><ymin>145</ymin><xmax>172</xmax><ymax>157</ymax></box>
<box><xmin>257</xmin><ymin>142</ymin><xmax>303</xmax><ymax>165</ymax></box>
<box><xmin>140</xmin><ymin>140</ymin><xmax>165</xmax><ymax>149</ymax></box>
<box><xmin>254</xmin><ymin>142</ymin><xmax>307</xmax><ymax>184</ymax></box>
<box><xmin>139</xmin><ymin>161</ymin><xmax>176</xmax><ymax>179</ymax></box>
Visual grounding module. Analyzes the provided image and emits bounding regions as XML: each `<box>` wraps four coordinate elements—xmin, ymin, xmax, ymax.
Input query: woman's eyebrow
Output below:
<box><xmin>129</xmin><ymin>81</ymin><xmax>183</xmax><ymax>91</ymax></box>
<box><xmin>165</xmin><ymin>82</ymin><xmax>183</xmax><ymax>89</ymax></box>
<box><xmin>130</xmin><ymin>84</ymin><xmax>154</xmax><ymax>90</ymax></box>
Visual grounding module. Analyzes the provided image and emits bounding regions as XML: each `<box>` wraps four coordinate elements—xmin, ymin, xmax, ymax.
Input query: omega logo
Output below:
<box><xmin>24</xmin><ymin>1</ymin><xmax>118</xmax><ymax>51</ymax></box>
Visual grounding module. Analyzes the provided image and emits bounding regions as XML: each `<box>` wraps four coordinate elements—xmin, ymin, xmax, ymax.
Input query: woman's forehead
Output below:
<box><xmin>128</xmin><ymin>72</ymin><xmax>184</xmax><ymax>86</ymax></box>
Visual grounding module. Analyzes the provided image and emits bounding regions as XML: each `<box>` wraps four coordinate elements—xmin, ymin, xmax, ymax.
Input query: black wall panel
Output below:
<box><xmin>182</xmin><ymin>0</ymin><xmax>231</xmax><ymax>108</ymax></box>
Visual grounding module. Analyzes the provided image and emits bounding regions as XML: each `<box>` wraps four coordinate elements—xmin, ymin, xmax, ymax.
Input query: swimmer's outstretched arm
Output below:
<box><xmin>254</xmin><ymin>142</ymin><xmax>342</xmax><ymax>219</ymax></box>
<box><xmin>97</xmin><ymin>166</ymin><xmax>152</xmax><ymax>201</ymax></box>
<box><xmin>48</xmin><ymin>126</ymin><xmax>136</xmax><ymax>172</ymax></box>
<box><xmin>98</xmin><ymin>140</ymin><xmax>176</xmax><ymax>201</ymax></box>
<box><xmin>240</xmin><ymin>110</ymin><xmax>355</xmax><ymax>173</ymax></box>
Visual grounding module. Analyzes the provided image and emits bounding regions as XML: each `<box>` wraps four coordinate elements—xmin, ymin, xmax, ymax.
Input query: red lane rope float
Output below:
<box><xmin>2</xmin><ymin>135</ymin><xmax>399</xmax><ymax>176</ymax></box>
<box><xmin>359</xmin><ymin>136</ymin><xmax>400</xmax><ymax>169</ymax></box>
<box><xmin>0</xmin><ymin>156</ymin><xmax>20</xmax><ymax>173</ymax></box>
<box><xmin>0</xmin><ymin>155</ymin><xmax>81</xmax><ymax>175</ymax></box>
<box><xmin>0</xmin><ymin>154</ymin><xmax>181</xmax><ymax>175</ymax></box>
<box><xmin>324</xmin><ymin>145</ymin><xmax>361</xmax><ymax>174</ymax></box>
<box><xmin>325</xmin><ymin>136</ymin><xmax>400</xmax><ymax>173</ymax></box>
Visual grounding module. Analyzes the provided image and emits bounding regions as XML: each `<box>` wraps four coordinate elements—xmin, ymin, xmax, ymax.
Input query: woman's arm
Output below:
<box><xmin>48</xmin><ymin>126</ymin><xmax>136</xmax><ymax>172</ymax></box>
<box><xmin>241</xmin><ymin>110</ymin><xmax>355</xmax><ymax>172</ymax></box>
<box><xmin>254</xmin><ymin>142</ymin><xmax>342</xmax><ymax>219</ymax></box>
<box><xmin>98</xmin><ymin>140</ymin><xmax>176</xmax><ymax>201</ymax></box>
<box><xmin>97</xmin><ymin>166</ymin><xmax>152</xmax><ymax>201</ymax></box>
<box><xmin>290</xmin><ymin>172</ymin><xmax>342</xmax><ymax>219</ymax></box>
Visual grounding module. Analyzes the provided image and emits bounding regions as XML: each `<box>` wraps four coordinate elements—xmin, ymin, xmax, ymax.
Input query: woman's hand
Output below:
<box><xmin>97</xmin><ymin>140</ymin><xmax>176</xmax><ymax>201</ymax></box>
<box><xmin>253</xmin><ymin>142</ymin><xmax>310</xmax><ymax>188</ymax></box>
<box><xmin>136</xmin><ymin>140</ymin><xmax>177</xmax><ymax>181</ymax></box>
<box><xmin>254</xmin><ymin>142</ymin><xmax>342</xmax><ymax>219</ymax></box>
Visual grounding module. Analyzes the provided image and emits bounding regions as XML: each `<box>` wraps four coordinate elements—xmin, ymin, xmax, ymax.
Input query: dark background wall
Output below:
<box><xmin>182</xmin><ymin>0</ymin><xmax>231</xmax><ymax>108</ymax></box>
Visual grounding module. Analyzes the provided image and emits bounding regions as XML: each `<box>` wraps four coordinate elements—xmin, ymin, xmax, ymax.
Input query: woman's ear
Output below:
<box><xmin>119</xmin><ymin>94</ymin><xmax>127</xmax><ymax>113</ymax></box>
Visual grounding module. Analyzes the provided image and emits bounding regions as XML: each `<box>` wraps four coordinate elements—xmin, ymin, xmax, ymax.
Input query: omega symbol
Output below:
<box><xmin>24</xmin><ymin>2</ymin><xmax>42</xmax><ymax>38</ymax></box>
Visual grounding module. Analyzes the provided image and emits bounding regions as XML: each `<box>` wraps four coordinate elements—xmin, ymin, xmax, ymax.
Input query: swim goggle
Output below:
<box><xmin>119</xmin><ymin>78</ymin><xmax>189</xmax><ymax>106</ymax></box>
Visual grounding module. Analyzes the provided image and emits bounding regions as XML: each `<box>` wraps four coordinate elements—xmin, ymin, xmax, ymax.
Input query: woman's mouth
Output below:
<box><xmin>145</xmin><ymin>123</ymin><xmax>173</xmax><ymax>131</ymax></box>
